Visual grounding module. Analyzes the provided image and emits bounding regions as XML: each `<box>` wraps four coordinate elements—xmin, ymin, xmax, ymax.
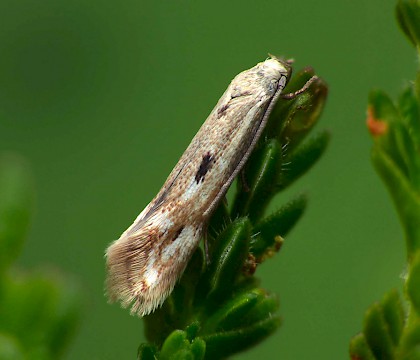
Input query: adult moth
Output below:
<box><xmin>105</xmin><ymin>56</ymin><xmax>315</xmax><ymax>316</ymax></box>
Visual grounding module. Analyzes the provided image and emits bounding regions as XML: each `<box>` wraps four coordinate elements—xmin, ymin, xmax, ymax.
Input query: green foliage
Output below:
<box><xmin>349</xmin><ymin>2</ymin><xmax>420</xmax><ymax>359</ymax></box>
<box><xmin>139</xmin><ymin>68</ymin><xmax>329</xmax><ymax>359</ymax></box>
<box><xmin>0</xmin><ymin>154</ymin><xmax>33</xmax><ymax>272</ymax></box>
<box><xmin>0</xmin><ymin>153</ymin><xmax>81</xmax><ymax>360</ymax></box>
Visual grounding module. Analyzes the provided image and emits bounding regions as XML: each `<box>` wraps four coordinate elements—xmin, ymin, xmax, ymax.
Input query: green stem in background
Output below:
<box><xmin>349</xmin><ymin>1</ymin><xmax>420</xmax><ymax>359</ymax></box>
<box><xmin>138</xmin><ymin>68</ymin><xmax>329</xmax><ymax>359</ymax></box>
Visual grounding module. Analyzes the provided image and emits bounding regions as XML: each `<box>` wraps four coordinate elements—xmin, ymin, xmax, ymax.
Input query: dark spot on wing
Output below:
<box><xmin>217</xmin><ymin>103</ymin><xmax>229</xmax><ymax>117</ymax></box>
<box><xmin>231</xmin><ymin>88</ymin><xmax>251</xmax><ymax>99</ymax></box>
<box><xmin>195</xmin><ymin>152</ymin><xmax>214</xmax><ymax>184</ymax></box>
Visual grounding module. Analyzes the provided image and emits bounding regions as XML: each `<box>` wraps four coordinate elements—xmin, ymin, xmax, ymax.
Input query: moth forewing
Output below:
<box><xmin>106</xmin><ymin>209</ymin><xmax>205</xmax><ymax>316</ymax></box>
<box><xmin>105</xmin><ymin>57</ymin><xmax>291</xmax><ymax>316</ymax></box>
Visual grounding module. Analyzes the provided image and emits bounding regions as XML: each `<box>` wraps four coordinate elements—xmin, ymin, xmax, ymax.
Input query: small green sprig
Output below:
<box><xmin>139</xmin><ymin>68</ymin><xmax>329</xmax><ymax>360</ymax></box>
<box><xmin>0</xmin><ymin>154</ymin><xmax>81</xmax><ymax>360</ymax></box>
<box><xmin>349</xmin><ymin>1</ymin><xmax>420</xmax><ymax>359</ymax></box>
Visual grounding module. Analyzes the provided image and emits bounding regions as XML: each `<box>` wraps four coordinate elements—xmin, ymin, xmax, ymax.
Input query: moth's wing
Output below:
<box><xmin>106</xmin><ymin>214</ymin><xmax>203</xmax><ymax>316</ymax></box>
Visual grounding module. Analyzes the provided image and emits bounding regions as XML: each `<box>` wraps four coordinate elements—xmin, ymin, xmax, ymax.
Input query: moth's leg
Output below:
<box><xmin>203</xmin><ymin>230</ymin><xmax>211</xmax><ymax>265</ymax></box>
<box><xmin>281</xmin><ymin>75</ymin><xmax>318</xmax><ymax>100</ymax></box>
<box><xmin>240</xmin><ymin>168</ymin><xmax>251</xmax><ymax>192</ymax></box>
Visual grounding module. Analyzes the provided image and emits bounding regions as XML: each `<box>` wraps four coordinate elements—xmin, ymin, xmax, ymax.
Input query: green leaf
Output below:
<box><xmin>0</xmin><ymin>154</ymin><xmax>33</xmax><ymax>272</ymax></box>
<box><xmin>381</xmin><ymin>290</ymin><xmax>405</xmax><ymax>345</ymax></box>
<box><xmin>363</xmin><ymin>302</ymin><xmax>395</xmax><ymax>360</ymax></box>
<box><xmin>238</xmin><ymin>291</ymin><xmax>279</xmax><ymax>327</ymax></box>
<box><xmin>368</xmin><ymin>90</ymin><xmax>399</xmax><ymax>125</ymax></box>
<box><xmin>44</xmin><ymin>278</ymin><xmax>81</xmax><ymax>358</ymax></box>
<box><xmin>398</xmin><ymin>320</ymin><xmax>420</xmax><ymax>360</ymax></box>
<box><xmin>368</xmin><ymin>90</ymin><xmax>407</xmax><ymax>175</ymax></box>
<box><xmin>202</xmin><ymin>314</ymin><xmax>280</xmax><ymax>360</ymax></box>
<box><xmin>407</xmin><ymin>251</ymin><xmax>420</xmax><ymax>315</ymax></box>
<box><xmin>371</xmin><ymin>147</ymin><xmax>420</xmax><ymax>256</ymax></box>
<box><xmin>265</xmin><ymin>67</ymin><xmax>327</xmax><ymax>146</ymax></box>
<box><xmin>207</xmin><ymin>199</ymin><xmax>231</xmax><ymax>241</ymax></box>
<box><xmin>350</xmin><ymin>292</ymin><xmax>406</xmax><ymax>360</ymax></box>
<box><xmin>0</xmin><ymin>271</ymin><xmax>81</xmax><ymax>356</ymax></box>
<box><xmin>190</xmin><ymin>338</ymin><xmax>206</xmax><ymax>360</ymax></box>
<box><xmin>251</xmin><ymin>193</ymin><xmax>307</xmax><ymax>260</ymax></box>
<box><xmin>137</xmin><ymin>343</ymin><xmax>158</xmax><ymax>360</ymax></box>
<box><xmin>0</xmin><ymin>334</ymin><xmax>25</xmax><ymax>360</ymax></box>
<box><xmin>160</xmin><ymin>330</ymin><xmax>190</xmax><ymax>360</ymax></box>
<box><xmin>267</xmin><ymin>70</ymin><xmax>328</xmax><ymax>152</ymax></box>
<box><xmin>398</xmin><ymin>86</ymin><xmax>420</xmax><ymax>148</ymax></box>
<box><xmin>159</xmin><ymin>330</ymin><xmax>205</xmax><ymax>360</ymax></box>
<box><xmin>232</xmin><ymin>139</ymin><xmax>283</xmax><ymax>222</ymax></box>
<box><xmin>203</xmin><ymin>288</ymin><xmax>264</xmax><ymax>333</ymax></box>
<box><xmin>395</xmin><ymin>123</ymin><xmax>420</xmax><ymax>189</ymax></box>
<box><xmin>199</xmin><ymin>218</ymin><xmax>251</xmax><ymax>305</ymax></box>
<box><xmin>396</xmin><ymin>0</ymin><xmax>420</xmax><ymax>48</ymax></box>
<box><xmin>349</xmin><ymin>333</ymin><xmax>376</xmax><ymax>360</ymax></box>
<box><xmin>185</xmin><ymin>322</ymin><xmax>201</xmax><ymax>342</ymax></box>
<box><xmin>277</xmin><ymin>130</ymin><xmax>330</xmax><ymax>191</ymax></box>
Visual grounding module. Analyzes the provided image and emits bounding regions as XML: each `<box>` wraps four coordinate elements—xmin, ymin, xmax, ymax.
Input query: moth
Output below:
<box><xmin>105</xmin><ymin>56</ymin><xmax>315</xmax><ymax>316</ymax></box>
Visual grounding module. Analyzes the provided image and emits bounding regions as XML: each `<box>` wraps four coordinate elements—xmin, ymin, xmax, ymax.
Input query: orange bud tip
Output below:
<box><xmin>366</xmin><ymin>107</ymin><xmax>388</xmax><ymax>136</ymax></box>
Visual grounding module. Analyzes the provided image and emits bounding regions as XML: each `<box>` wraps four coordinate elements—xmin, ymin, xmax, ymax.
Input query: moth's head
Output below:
<box><xmin>258</xmin><ymin>56</ymin><xmax>291</xmax><ymax>94</ymax></box>
<box><xmin>229</xmin><ymin>56</ymin><xmax>291</xmax><ymax>100</ymax></box>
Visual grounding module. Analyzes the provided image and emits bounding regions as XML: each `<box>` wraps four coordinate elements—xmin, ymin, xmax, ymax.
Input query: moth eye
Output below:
<box><xmin>268</xmin><ymin>80</ymin><xmax>277</xmax><ymax>93</ymax></box>
<box><xmin>278</xmin><ymin>75</ymin><xmax>287</xmax><ymax>89</ymax></box>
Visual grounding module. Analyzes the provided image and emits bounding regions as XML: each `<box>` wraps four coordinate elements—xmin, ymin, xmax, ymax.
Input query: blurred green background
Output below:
<box><xmin>0</xmin><ymin>0</ymin><xmax>415</xmax><ymax>359</ymax></box>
